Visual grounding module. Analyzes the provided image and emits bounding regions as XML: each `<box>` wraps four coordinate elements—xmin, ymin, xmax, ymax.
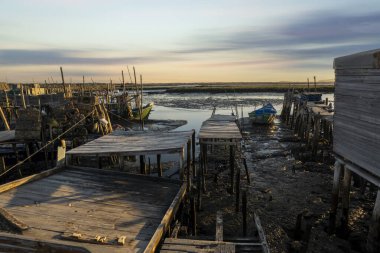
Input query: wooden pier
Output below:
<box><xmin>66</xmin><ymin>129</ymin><xmax>196</xmax><ymax>182</ymax></box>
<box><xmin>0</xmin><ymin>166</ymin><xmax>185</xmax><ymax>252</ymax></box>
<box><xmin>281</xmin><ymin>90</ymin><xmax>333</xmax><ymax>158</ymax></box>
<box><xmin>198</xmin><ymin>114</ymin><xmax>242</xmax><ymax>193</ymax></box>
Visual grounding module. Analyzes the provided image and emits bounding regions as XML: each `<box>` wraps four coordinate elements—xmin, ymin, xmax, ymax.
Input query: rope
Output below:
<box><xmin>0</xmin><ymin>109</ymin><xmax>95</xmax><ymax>178</ymax></box>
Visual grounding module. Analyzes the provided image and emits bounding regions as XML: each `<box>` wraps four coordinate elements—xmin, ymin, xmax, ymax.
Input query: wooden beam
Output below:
<box><xmin>144</xmin><ymin>183</ymin><xmax>187</xmax><ymax>253</ymax></box>
<box><xmin>329</xmin><ymin>161</ymin><xmax>343</xmax><ymax>234</ymax></box>
<box><xmin>0</xmin><ymin>107</ymin><xmax>10</xmax><ymax>130</ymax></box>
<box><xmin>340</xmin><ymin>167</ymin><xmax>352</xmax><ymax>235</ymax></box>
<box><xmin>367</xmin><ymin>189</ymin><xmax>380</xmax><ymax>253</ymax></box>
<box><xmin>0</xmin><ymin>207</ymin><xmax>29</xmax><ymax>232</ymax></box>
<box><xmin>186</xmin><ymin>140</ymin><xmax>191</xmax><ymax>192</ymax></box>
<box><xmin>191</xmin><ymin>130</ymin><xmax>196</xmax><ymax>177</ymax></box>
<box><xmin>157</xmin><ymin>154</ymin><xmax>162</xmax><ymax>177</ymax></box>
<box><xmin>0</xmin><ymin>166</ymin><xmax>65</xmax><ymax>194</ymax></box>
<box><xmin>216</xmin><ymin>211</ymin><xmax>223</xmax><ymax>241</ymax></box>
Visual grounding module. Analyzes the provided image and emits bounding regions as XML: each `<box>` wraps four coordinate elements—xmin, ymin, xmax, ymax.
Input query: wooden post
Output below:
<box><xmin>118</xmin><ymin>156</ymin><xmax>125</xmax><ymax>170</ymax></box>
<box><xmin>187</xmin><ymin>140</ymin><xmax>191</xmax><ymax>192</ymax></box>
<box><xmin>139</xmin><ymin>155</ymin><xmax>146</xmax><ymax>174</ymax></box>
<box><xmin>0</xmin><ymin>107</ymin><xmax>10</xmax><ymax>130</ymax></box>
<box><xmin>122</xmin><ymin>70</ymin><xmax>125</xmax><ymax>95</ymax></box>
<box><xmin>314</xmin><ymin>76</ymin><xmax>317</xmax><ymax>92</ymax></box>
<box><xmin>201</xmin><ymin>144</ymin><xmax>206</xmax><ymax>193</ymax></box>
<box><xmin>340</xmin><ymin>167</ymin><xmax>351</xmax><ymax>236</ymax></box>
<box><xmin>367</xmin><ymin>189</ymin><xmax>380</xmax><ymax>253</ymax></box>
<box><xmin>20</xmin><ymin>85</ymin><xmax>26</xmax><ymax>109</ymax></box>
<box><xmin>230</xmin><ymin>145</ymin><xmax>235</xmax><ymax>194</ymax></box>
<box><xmin>190</xmin><ymin>194</ymin><xmax>197</xmax><ymax>236</ymax></box>
<box><xmin>157</xmin><ymin>154</ymin><xmax>162</xmax><ymax>177</ymax></box>
<box><xmin>179</xmin><ymin>148</ymin><xmax>184</xmax><ymax>180</ymax></box>
<box><xmin>242</xmin><ymin>158</ymin><xmax>251</xmax><ymax>184</ymax></box>
<box><xmin>242</xmin><ymin>191</ymin><xmax>247</xmax><ymax>236</ymax></box>
<box><xmin>329</xmin><ymin>161</ymin><xmax>343</xmax><ymax>234</ymax></box>
<box><xmin>140</xmin><ymin>74</ymin><xmax>144</xmax><ymax>130</ymax></box>
<box><xmin>192</xmin><ymin>131</ymin><xmax>196</xmax><ymax>177</ymax></box>
<box><xmin>197</xmin><ymin>160</ymin><xmax>202</xmax><ymax>211</ymax></box>
<box><xmin>60</xmin><ymin>66</ymin><xmax>66</xmax><ymax>95</ymax></box>
<box><xmin>216</xmin><ymin>211</ymin><xmax>223</xmax><ymax>241</ymax></box>
<box><xmin>147</xmin><ymin>157</ymin><xmax>151</xmax><ymax>174</ymax></box>
<box><xmin>312</xmin><ymin>114</ymin><xmax>321</xmax><ymax>158</ymax></box>
<box><xmin>235</xmin><ymin>164</ymin><xmax>240</xmax><ymax>212</ymax></box>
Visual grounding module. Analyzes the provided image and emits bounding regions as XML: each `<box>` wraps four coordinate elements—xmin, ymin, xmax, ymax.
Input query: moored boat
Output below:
<box><xmin>249</xmin><ymin>103</ymin><xmax>277</xmax><ymax>124</ymax></box>
<box><xmin>131</xmin><ymin>102</ymin><xmax>154</xmax><ymax>120</ymax></box>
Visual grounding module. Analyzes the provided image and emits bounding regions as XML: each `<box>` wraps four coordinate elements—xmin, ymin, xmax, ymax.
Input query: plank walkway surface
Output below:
<box><xmin>0</xmin><ymin>166</ymin><xmax>183</xmax><ymax>253</ymax></box>
<box><xmin>160</xmin><ymin>238</ymin><xmax>235</xmax><ymax>253</ymax></box>
<box><xmin>67</xmin><ymin>130</ymin><xmax>194</xmax><ymax>156</ymax></box>
<box><xmin>198</xmin><ymin>114</ymin><xmax>242</xmax><ymax>143</ymax></box>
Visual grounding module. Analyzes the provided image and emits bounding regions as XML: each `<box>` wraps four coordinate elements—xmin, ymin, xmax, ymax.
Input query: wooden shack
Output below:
<box><xmin>332</xmin><ymin>48</ymin><xmax>380</xmax><ymax>253</ymax></box>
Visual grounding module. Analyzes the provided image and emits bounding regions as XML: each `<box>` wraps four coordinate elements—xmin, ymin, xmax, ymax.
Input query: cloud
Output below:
<box><xmin>176</xmin><ymin>10</ymin><xmax>380</xmax><ymax>61</ymax></box>
<box><xmin>0</xmin><ymin>49</ymin><xmax>181</xmax><ymax>66</ymax></box>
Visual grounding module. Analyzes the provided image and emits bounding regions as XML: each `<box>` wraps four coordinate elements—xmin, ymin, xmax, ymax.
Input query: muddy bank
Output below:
<box><xmin>145</xmin><ymin>92</ymin><xmax>285</xmax><ymax>110</ymax></box>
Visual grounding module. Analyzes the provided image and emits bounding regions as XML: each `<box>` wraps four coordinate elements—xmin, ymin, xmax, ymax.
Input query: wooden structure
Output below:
<box><xmin>198</xmin><ymin>114</ymin><xmax>243</xmax><ymax>205</ymax></box>
<box><xmin>281</xmin><ymin>91</ymin><xmax>333</xmax><ymax>158</ymax></box>
<box><xmin>0</xmin><ymin>165</ymin><xmax>186</xmax><ymax>252</ymax></box>
<box><xmin>331</xmin><ymin>49</ymin><xmax>380</xmax><ymax>253</ymax></box>
<box><xmin>160</xmin><ymin>211</ymin><xmax>269</xmax><ymax>253</ymax></box>
<box><xmin>66</xmin><ymin>130</ymin><xmax>196</xmax><ymax>182</ymax></box>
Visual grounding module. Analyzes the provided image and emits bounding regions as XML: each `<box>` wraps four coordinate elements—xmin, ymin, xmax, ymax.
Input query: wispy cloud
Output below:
<box><xmin>0</xmin><ymin>49</ymin><xmax>182</xmax><ymax>66</ymax></box>
<box><xmin>175</xmin><ymin>10</ymin><xmax>380</xmax><ymax>61</ymax></box>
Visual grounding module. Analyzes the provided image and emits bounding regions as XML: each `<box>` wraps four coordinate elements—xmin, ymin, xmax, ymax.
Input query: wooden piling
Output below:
<box><xmin>157</xmin><ymin>154</ymin><xmax>162</xmax><ymax>177</ymax></box>
<box><xmin>201</xmin><ymin>144</ymin><xmax>206</xmax><ymax>193</ymax></box>
<box><xmin>140</xmin><ymin>155</ymin><xmax>146</xmax><ymax>174</ymax></box>
<box><xmin>242</xmin><ymin>158</ymin><xmax>250</xmax><ymax>184</ymax></box>
<box><xmin>118</xmin><ymin>156</ymin><xmax>124</xmax><ymax>170</ymax></box>
<box><xmin>367</xmin><ymin>189</ymin><xmax>380</xmax><ymax>253</ymax></box>
<box><xmin>190</xmin><ymin>194</ymin><xmax>197</xmax><ymax>236</ymax></box>
<box><xmin>329</xmin><ymin>161</ymin><xmax>343</xmax><ymax>234</ymax></box>
<box><xmin>340</xmin><ymin>167</ymin><xmax>352</xmax><ymax>235</ymax></box>
<box><xmin>242</xmin><ymin>190</ymin><xmax>247</xmax><ymax>237</ymax></box>
<box><xmin>216</xmin><ymin>211</ymin><xmax>223</xmax><ymax>241</ymax></box>
<box><xmin>187</xmin><ymin>140</ymin><xmax>191</xmax><ymax>192</ymax></box>
<box><xmin>235</xmin><ymin>164</ymin><xmax>240</xmax><ymax>212</ymax></box>
<box><xmin>192</xmin><ymin>131</ymin><xmax>196</xmax><ymax>177</ymax></box>
<box><xmin>197</xmin><ymin>160</ymin><xmax>202</xmax><ymax>211</ymax></box>
<box><xmin>230</xmin><ymin>145</ymin><xmax>235</xmax><ymax>194</ymax></box>
<box><xmin>179</xmin><ymin>148</ymin><xmax>184</xmax><ymax>181</ymax></box>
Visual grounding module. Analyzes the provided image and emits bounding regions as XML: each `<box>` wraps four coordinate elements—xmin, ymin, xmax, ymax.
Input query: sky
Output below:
<box><xmin>0</xmin><ymin>0</ymin><xmax>380</xmax><ymax>83</ymax></box>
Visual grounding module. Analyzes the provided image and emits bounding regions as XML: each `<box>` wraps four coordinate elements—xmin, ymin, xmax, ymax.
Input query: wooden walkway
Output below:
<box><xmin>0</xmin><ymin>166</ymin><xmax>185</xmax><ymax>253</ymax></box>
<box><xmin>198</xmin><ymin>114</ymin><xmax>242</xmax><ymax>145</ymax></box>
<box><xmin>66</xmin><ymin>130</ymin><xmax>196</xmax><ymax>180</ymax></box>
<box><xmin>67</xmin><ymin>130</ymin><xmax>195</xmax><ymax>156</ymax></box>
<box><xmin>281</xmin><ymin>91</ymin><xmax>334</xmax><ymax>158</ymax></box>
<box><xmin>161</xmin><ymin>238</ymin><xmax>235</xmax><ymax>252</ymax></box>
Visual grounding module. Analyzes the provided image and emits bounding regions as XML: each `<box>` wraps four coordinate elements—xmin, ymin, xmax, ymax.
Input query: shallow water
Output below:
<box><xmin>146</xmin><ymin>92</ymin><xmax>334</xmax><ymax>133</ymax></box>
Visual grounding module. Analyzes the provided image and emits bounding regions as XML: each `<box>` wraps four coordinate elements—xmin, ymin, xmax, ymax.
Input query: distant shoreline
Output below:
<box><xmin>162</xmin><ymin>85</ymin><xmax>334</xmax><ymax>93</ymax></box>
<box><xmin>1</xmin><ymin>81</ymin><xmax>334</xmax><ymax>93</ymax></box>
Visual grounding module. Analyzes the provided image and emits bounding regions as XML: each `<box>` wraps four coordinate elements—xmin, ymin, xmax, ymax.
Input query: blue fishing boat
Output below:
<box><xmin>249</xmin><ymin>103</ymin><xmax>277</xmax><ymax>124</ymax></box>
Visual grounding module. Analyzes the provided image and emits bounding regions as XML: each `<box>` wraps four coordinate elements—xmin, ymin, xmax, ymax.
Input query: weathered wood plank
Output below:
<box><xmin>67</xmin><ymin>130</ymin><xmax>194</xmax><ymax>156</ymax></box>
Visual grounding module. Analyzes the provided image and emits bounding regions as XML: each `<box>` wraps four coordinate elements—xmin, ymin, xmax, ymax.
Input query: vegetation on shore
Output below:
<box><xmin>163</xmin><ymin>84</ymin><xmax>335</xmax><ymax>93</ymax></box>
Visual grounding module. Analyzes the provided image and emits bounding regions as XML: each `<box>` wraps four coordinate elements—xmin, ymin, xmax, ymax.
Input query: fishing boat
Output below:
<box><xmin>131</xmin><ymin>102</ymin><xmax>154</xmax><ymax>120</ymax></box>
<box><xmin>249</xmin><ymin>103</ymin><xmax>277</xmax><ymax>124</ymax></box>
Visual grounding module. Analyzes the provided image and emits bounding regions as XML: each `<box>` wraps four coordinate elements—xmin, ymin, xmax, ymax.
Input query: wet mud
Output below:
<box><xmin>195</xmin><ymin>118</ymin><xmax>376</xmax><ymax>253</ymax></box>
